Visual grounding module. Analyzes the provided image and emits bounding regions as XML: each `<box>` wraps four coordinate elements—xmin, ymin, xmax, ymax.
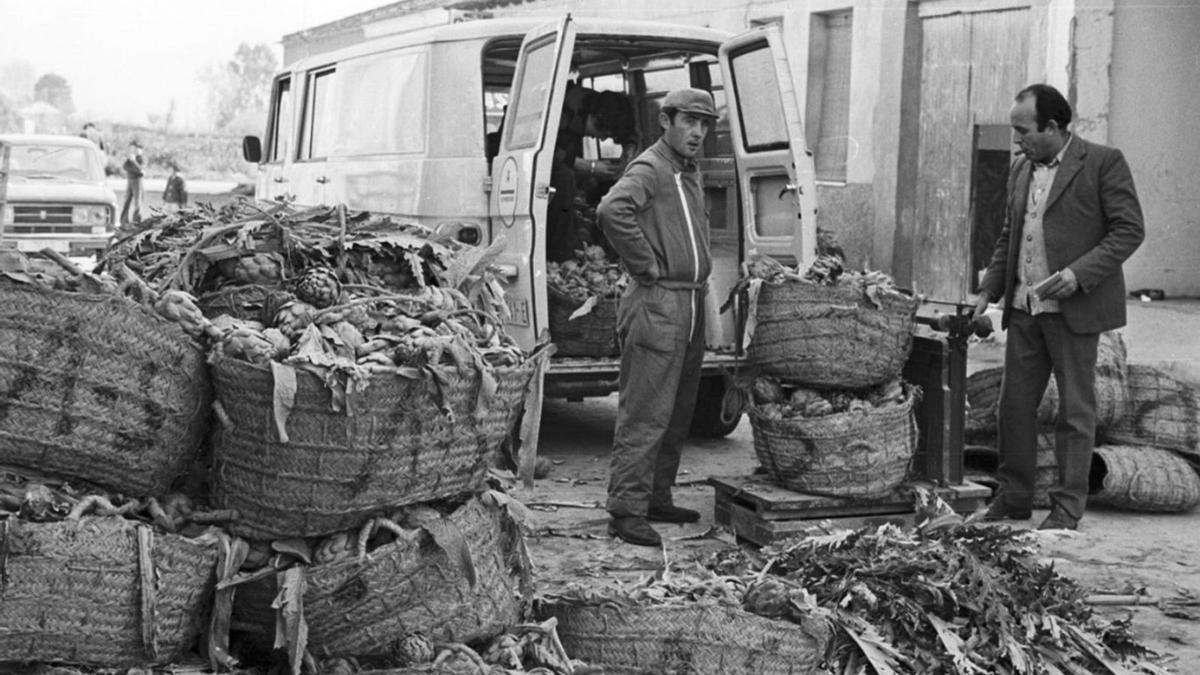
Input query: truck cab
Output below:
<box><xmin>0</xmin><ymin>134</ymin><xmax>118</xmax><ymax>258</ymax></box>
<box><xmin>244</xmin><ymin>16</ymin><xmax>817</xmax><ymax>437</ymax></box>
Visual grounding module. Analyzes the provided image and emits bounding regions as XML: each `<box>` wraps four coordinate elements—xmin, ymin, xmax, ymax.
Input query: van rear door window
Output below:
<box><xmin>299</xmin><ymin>68</ymin><xmax>337</xmax><ymax>160</ymax></box>
<box><xmin>727</xmin><ymin>46</ymin><xmax>788</xmax><ymax>151</ymax></box>
<box><xmin>505</xmin><ymin>35</ymin><xmax>558</xmax><ymax>150</ymax></box>
<box><xmin>334</xmin><ymin>50</ymin><xmax>428</xmax><ymax>156</ymax></box>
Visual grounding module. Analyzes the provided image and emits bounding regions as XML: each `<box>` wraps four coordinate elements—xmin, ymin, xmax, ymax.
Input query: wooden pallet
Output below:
<box><xmin>709</xmin><ymin>475</ymin><xmax>993</xmax><ymax>546</ymax></box>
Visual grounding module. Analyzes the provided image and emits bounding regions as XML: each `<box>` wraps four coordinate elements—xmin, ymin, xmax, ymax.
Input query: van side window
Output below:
<box><xmin>299</xmin><ymin>67</ymin><xmax>337</xmax><ymax>160</ymax></box>
<box><xmin>334</xmin><ymin>50</ymin><xmax>428</xmax><ymax>156</ymax></box>
<box><xmin>267</xmin><ymin>76</ymin><xmax>293</xmax><ymax>163</ymax></box>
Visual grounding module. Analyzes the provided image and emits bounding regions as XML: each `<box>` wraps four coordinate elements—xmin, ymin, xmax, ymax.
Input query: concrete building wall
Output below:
<box><xmin>1106</xmin><ymin>1</ymin><xmax>1200</xmax><ymax>297</ymax></box>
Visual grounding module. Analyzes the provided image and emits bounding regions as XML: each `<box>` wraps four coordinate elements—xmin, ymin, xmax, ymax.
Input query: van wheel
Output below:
<box><xmin>690</xmin><ymin>376</ymin><xmax>742</xmax><ymax>438</ymax></box>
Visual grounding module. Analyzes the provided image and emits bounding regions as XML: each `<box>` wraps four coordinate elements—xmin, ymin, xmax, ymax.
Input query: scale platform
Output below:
<box><xmin>709</xmin><ymin>475</ymin><xmax>992</xmax><ymax>547</ymax></box>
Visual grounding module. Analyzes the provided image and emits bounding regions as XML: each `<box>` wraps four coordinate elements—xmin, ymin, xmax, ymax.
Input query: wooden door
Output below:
<box><xmin>912</xmin><ymin>7</ymin><xmax>1028</xmax><ymax>301</ymax></box>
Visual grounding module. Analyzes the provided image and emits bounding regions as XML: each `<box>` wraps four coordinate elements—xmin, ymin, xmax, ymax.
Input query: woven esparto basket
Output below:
<box><xmin>538</xmin><ymin>601</ymin><xmax>830</xmax><ymax>675</ymax></box>
<box><xmin>749</xmin><ymin>390</ymin><xmax>917</xmax><ymax>498</ymax></box>
<box><xmin>748</xmin><ymin>280</ymin><xmax>918</xmax><ymax>388</ymax></box>
<box><xmin>210</xmin><ymin>353</ymin><xmax>539</xmax><ymax>540</ymax></box>
<box><xmin>547</xmin><ymin>287</ymin><xmax>619</xmax><ymax>357</ymax></box>
<box><xmin>231</xmin><ymin>494</ymin><xmax>531</xmax><ymax>659</ymax></box>
<box><xmin>966</xmin><ymin>331</ymin><xmax>1130</xmax><ymax>438</ymax></box>
<box><xmin>1105</xmin><ymin>364</ymin><xmax>1200</xmax><ymax>459</ymax></box>
<box><xmin>0</xmin><ymin>516</ymin><xmax>221</xmax><ymax>668</ymax></box>
<box><xmin>0</xmin><ymin>282</ymin><xmax>210</xmax><ymax>497</ymax></box>
<box><xmin>965</xmin><ymin>367</ymin><xmax>1003</xmax><ymax>438</ymax></box>
<box><xmin>1090</xmin><ymin>444</ymin><xmax>1200</xmax><ymax>512</ymax></box>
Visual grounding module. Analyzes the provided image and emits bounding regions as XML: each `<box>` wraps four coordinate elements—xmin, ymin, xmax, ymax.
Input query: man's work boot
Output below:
<box><xmin>608</xmin><ymin>516</ymin><xmax>662</xmax><ymax>546</ymax></box>
<box><xmin>647</xmin><ymin>503</ymin><xmax>701</xmax><ymax>523</ymax></box>
<box><xmin>1038</xmin><ymin>508</ymin><xmax>1079</xmax><ymax>531</ymax></box>
<box><xmin>981</xmin><ymin>500</ymin><xmax>1032</xmax><ymax>522</ymax></box>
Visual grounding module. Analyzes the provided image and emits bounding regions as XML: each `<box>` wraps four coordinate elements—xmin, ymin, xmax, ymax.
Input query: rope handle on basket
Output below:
<box><xmin>431</xmin><ymin>643</ymin><xmax>490</xmax><ymax>674</ymax></box>
<box><xmin>356</xmin><ymin>512</ymin><xmax>478</xmax><ymax>588</ymax></box>
<box><xmin>355</xmin><ymin>516</ymin><xmax>411</xmax><ymax>563</ymax></box>
<box><xmin>66</xmin><ymin>495</ymin><xmax>140</xmax><ymax>520</ymax></box>
<box><xmin>136</xmin><ymin>524</ymin><xmax>160</xmax><ymax>660</ymax></box>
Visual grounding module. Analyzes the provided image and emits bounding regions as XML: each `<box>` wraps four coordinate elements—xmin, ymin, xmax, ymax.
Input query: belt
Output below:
<box><xmin>645</xmin><ymin>279</ymin><xmax>707</xmax><ymax>291</ymax></box>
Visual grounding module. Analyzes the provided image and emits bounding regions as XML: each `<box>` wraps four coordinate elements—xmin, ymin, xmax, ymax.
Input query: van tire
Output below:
<box><xmin>689</xmin><ymin>376</ymin><xmax>742</xmax><ymax>438</ymax></box>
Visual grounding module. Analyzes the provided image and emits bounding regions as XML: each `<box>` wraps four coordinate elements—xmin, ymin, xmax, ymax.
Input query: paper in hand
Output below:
<box><xmin>1033</xmin><ymin>271</ymin><xmax>1062</xmax><ymax>300</ymax></box>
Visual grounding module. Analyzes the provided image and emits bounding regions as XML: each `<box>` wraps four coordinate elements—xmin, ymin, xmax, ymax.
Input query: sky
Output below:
<box><xmin>0</xmin><ymin>0</ymin><xmax>391</xmax><ymax>129</ymax></box>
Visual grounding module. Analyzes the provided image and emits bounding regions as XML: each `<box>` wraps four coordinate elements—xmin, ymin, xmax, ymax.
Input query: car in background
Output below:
<box><xmin>0</xmin><ymin>134</ymin><xmax>118</xmax><ymax>257</ymax></box>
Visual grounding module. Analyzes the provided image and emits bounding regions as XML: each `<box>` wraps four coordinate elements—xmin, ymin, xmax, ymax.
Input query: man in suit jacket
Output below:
<box><xmin>973</xmin><ymin>83</ymin><xmax>1144</xmax><ymax>530</ymax></box>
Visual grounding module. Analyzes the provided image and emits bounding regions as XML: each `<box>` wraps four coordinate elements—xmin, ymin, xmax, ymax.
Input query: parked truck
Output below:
<box><xmin>242</xmin><ymin>15</ymin><xmax>818</xmax><ymax>438</ymax></box>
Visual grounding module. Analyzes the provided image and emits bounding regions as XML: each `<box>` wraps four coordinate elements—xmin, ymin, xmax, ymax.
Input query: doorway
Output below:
<box><xmin>897</xmin><ymin>5</ymin><xmax>1028</xmax><ymax>301</ymax></box>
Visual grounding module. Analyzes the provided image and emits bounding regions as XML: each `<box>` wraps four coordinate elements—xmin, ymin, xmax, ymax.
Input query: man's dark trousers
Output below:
<box><xmin>996</xmin><ymin>309</ymin><xmax>1099</xmax><ymax>520</ymax></box>
<box><xmin>607</xmin><ymin>284</ymin><xmax>705</xmax><ymax>517</ymax></box>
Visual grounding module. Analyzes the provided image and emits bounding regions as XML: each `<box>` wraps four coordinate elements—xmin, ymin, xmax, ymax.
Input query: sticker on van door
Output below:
<box><xmin>497</xmin><ymin>156</ymin><xmax>519</xmax><ymax>228</ymax></box>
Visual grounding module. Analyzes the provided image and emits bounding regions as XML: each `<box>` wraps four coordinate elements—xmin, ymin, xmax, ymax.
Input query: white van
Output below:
<box><xmin>243</xmin><ymin>15</ymin><xmax>818</xmax><ymax>437</ymax></box>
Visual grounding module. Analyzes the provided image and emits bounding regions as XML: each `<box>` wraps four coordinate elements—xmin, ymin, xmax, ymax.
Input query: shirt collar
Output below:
<box><xmin>1037</xmin><ymin>133</ymin><xmax>1071</xmax><ymax>169</ymax></box>
<box><xmin>652</xmin><ymin>138</ymin><xmax>698</xmax><ymax>173</ymax></box>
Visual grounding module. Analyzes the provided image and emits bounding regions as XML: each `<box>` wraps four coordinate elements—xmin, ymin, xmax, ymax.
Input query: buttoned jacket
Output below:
<box><xmin>979</xmin><ymin>136</ymin><xmax>1144</xmax><ymax>333</ymax></box>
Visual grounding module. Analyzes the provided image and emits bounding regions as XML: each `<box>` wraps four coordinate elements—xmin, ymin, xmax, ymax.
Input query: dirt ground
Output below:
<box><xmin>513</xmin><ymin>297</ymin><xmax>1200</xmax><ymax>672</ymax></box>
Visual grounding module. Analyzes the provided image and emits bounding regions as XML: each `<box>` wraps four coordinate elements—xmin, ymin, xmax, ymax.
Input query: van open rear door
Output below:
<box><xmin>719</xmin><ymin>26</ymin><xmax>818</xmax><ymax>270</ymax></box>
<box><xmin>489</xmin><ymin>16</ymin><xmax>578</xmax><ymax>350</ymax></box>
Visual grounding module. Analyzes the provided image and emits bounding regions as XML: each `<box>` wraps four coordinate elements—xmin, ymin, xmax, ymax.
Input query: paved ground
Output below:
<box><xmin>513</xmin><ymin>297</ymin><xmax>1200</xmax><ymax>672</ymax></box>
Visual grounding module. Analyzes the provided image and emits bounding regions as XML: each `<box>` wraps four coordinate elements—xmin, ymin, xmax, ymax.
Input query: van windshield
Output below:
<box><xmin>6</xmin><ymin>143</ymin><xmax>103</xmax><ymax>182</ymax></box>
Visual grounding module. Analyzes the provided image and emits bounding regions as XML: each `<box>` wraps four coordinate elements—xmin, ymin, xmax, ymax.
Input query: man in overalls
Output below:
<box><xmin>597</xmin><ymin>88</ymin><xmax>716</xmax><ymax>546</ymax></box>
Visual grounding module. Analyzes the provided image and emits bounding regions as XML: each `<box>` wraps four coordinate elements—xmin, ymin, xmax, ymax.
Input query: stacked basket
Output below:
<box><xmin>743</xmin><ymin>263</ymin><xmax>921</xmax><ymax>499</ymax></box>
<box><xmin>209</xmin><ymin>352</ymin><xmax>542</xmax><ymax>539</ymax></box>
<box><xmin>0</xmin><ymin>271</ymin><xmax>221</xmax><ymax>669</ymax></box>
<box><xmin>151</xmin><ymin>205</ymin><xmax>545</xmax><ymax>663</ymax></box>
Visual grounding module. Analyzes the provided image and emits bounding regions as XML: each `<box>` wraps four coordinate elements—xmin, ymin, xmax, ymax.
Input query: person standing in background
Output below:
<box><xmin>80</xmin><ymin>122</ymin><xmax>107</xmax><ymax>166</ymax></box>
<box><xmin>162</xmin><ymin>163</ymin><xmax>187</xmax><ymax>212</ymax></box>
<box><xmin>597</xmin><ymin>88</ymin><xmax>717</xmax><ymax>546</ymax></box>
<box><xmin>120</xmin><ymin>139</ymin><xmax>144</xmax><ymax>226</ymax></box>
<box><xmin>974</xmin><ymin>83</ymin><xmax>1144</xmax><ymax>531</ymax></box>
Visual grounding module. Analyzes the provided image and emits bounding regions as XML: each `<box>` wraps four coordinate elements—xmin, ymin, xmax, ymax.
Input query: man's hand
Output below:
<box><xmin>972</xmin><ymin>293</ymin><xmax>991</xmax><ymax>321</ymax></box>
<box><xmin>1037</xmin><ymin>268</ymin><xmax>1079</xmax><ymax>300</ymax></box>
<box><xmin>592</xmin><ymin>159</ymin><xmax>623</xmax><ymax>181</ymax></box>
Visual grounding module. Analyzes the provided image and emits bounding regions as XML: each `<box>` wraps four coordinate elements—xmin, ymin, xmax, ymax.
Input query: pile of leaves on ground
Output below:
<box><xmin>540</xmin><ymin>491</ymin><xmax>1167</xmax><ymax>674</ymax></box>
<box><xmin>711</xmin><ymin>492</ymin><xmax>1168</xmax><ymax>674</ymax></box>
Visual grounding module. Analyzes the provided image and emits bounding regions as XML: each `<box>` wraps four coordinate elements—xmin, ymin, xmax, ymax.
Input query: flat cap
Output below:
<box><xmin>662</xmin><ymin>88</ymin><xmax>718</xmax><ymax>119</ymax></box>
